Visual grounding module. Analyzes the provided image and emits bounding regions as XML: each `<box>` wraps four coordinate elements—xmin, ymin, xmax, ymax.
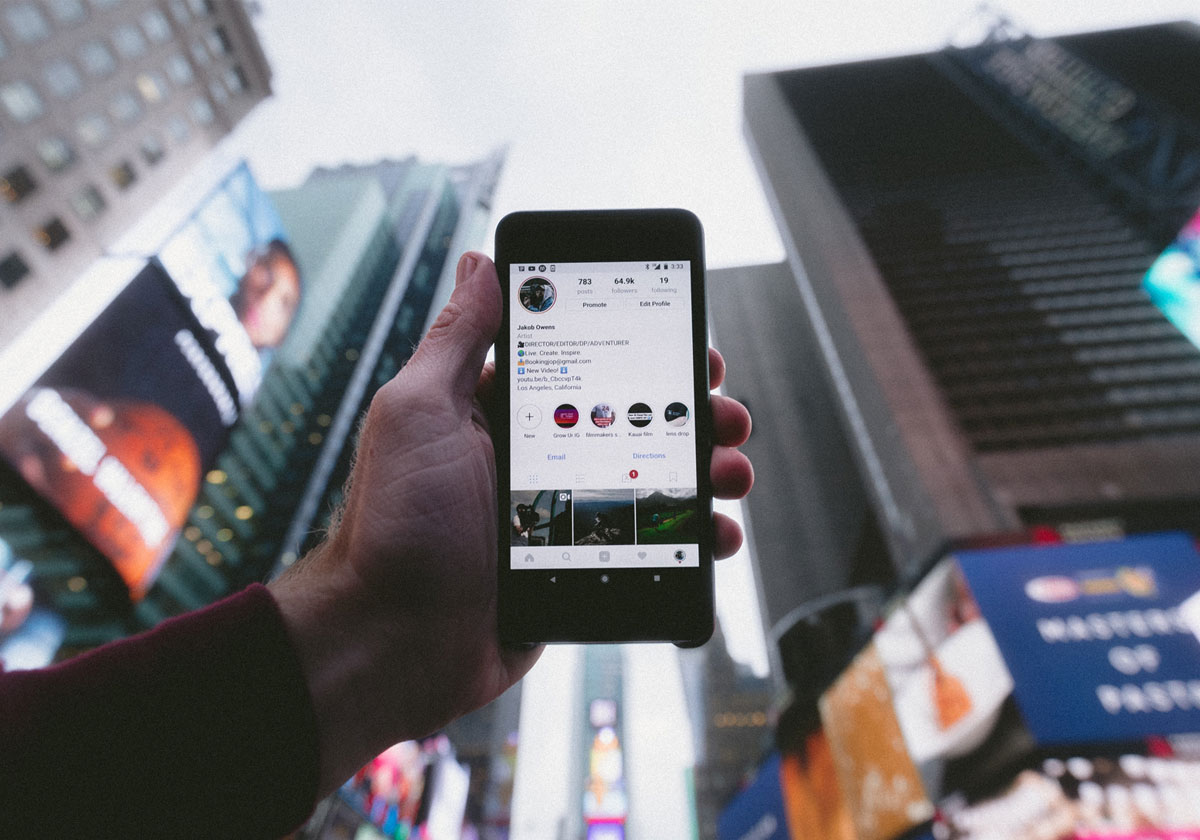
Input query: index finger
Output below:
<box><xmin>709</xmin><ymin>348</ymin><xmax>726</xmax><ymax>390</ymax></box>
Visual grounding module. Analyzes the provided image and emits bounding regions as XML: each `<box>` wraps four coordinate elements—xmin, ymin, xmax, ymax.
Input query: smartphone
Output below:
<box><xmin>494</xmin><ymin>209</ymin><xmax>714</xmax><ymax>645</ymax></box>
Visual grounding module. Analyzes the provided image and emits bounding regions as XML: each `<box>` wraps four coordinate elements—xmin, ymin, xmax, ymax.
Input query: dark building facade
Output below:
<box><xmin>741</xmin><ymin>20</ymin><xmax>1200</xmax><ymax>597</ymax></box>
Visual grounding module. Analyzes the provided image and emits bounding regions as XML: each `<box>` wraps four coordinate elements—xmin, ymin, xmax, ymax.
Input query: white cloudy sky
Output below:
<box><xmin>228</xmin><ymin>0</ymin><xmax>1199</xmax><ymax>269</ymax></box>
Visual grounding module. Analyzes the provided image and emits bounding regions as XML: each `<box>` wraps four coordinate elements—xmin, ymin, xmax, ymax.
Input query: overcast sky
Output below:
<box><xmin>228</xmin><ymin>0</ymin><xmax>1199</xmax><ymax>269</ymax></box>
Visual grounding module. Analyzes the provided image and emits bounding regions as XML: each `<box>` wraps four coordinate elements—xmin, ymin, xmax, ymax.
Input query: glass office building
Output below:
<box><xmin>0</xmin><ymin>150</ymin><xmax>505</xmax><ymax>658</ymax></box>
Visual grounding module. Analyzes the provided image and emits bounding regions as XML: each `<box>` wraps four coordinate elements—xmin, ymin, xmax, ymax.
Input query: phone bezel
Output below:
<box><xmin>494</xmin><ymin>209</ymin><xmax>714</xmax><ymax>645</ymax></box>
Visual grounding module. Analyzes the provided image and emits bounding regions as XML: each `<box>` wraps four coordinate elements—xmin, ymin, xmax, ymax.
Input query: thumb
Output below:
<box><xmin>405</xmin><ymin>252</ymin><xmax>502</xmax><ymax>403</ymax></box>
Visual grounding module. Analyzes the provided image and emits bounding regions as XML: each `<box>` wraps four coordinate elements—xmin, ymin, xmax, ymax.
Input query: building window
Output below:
<box><xmin>5</xmin><ymin>4</ymin><xmax>51</xmax><ymax>44</ymax></box>
<box><xmin>189</xmin><ymin>39</ymin><xmax>210</xmax><ymax>66</ymax></box>
<box><xmin>168</xmin><ymin>0</ymin><xmax>190</xmax><ymax>24</ymax></box>
<box><xmin>203</xmin><ymin>27</ymin><xmax>228</xmax><ymax>56</ymax></box>
<box><xmin>0</xmin><ymin>81</ymin><xmax>43</xmax><ymax>124</ymax></box>
<box><xmin>141</xmin><ymin>8</ymin><xmax>170</xmax><ymax>43</ymax></box>
<box><xmin>224</xmin><ymin>65</ymin><xmax>247</xmax><ymax>94</ymax></box>
<box><xmin>207</xmin><ymin>79</ymin><xmax>228</xmax><ymax>105</ymax></box>
<box><xmin>91</xmin><ymin>0</ymin><xmax>125</xmax><ymax>8</ymax></box>
<box><xmin>0</xmin><ymin>252</ymin><xmax>31</xmax><ymax>289</ymax></box>
<box><xmin>79</xmin><ymin>39</ymin><xmax>116</xmax><ymax>77</ymax></box>
<box><xmin>186</xmin><ymin>0</ymin><xmax>208</xmax><ymax>16</ymax></box>
<box><xmin>70</xmin><ymin>184</ymin><xmax>107</xmax><ymax>221</ymax></box>
<box><xmin>166</xmin><ymin>113</ymin><xmax>190</xmax><ymax>143</ymax></box>
<box><xmin>109</xmin><ymin>160</ymin><xmax>135</xmax><ymax>190</ymax></box>
<box><xmin>189</xmin><ymin>96</ymin><xmax>213</xmax><ymax>125</ymax></box>
<box><xmin>1</xmin><ymin>165</ymin><xmax>37</xmax><ymax>204</ymax></box>
<box><xmin>108</xmin><ymin>89</ymin><xmax>140</xmax><ymax>124</ymax></box>
<box><xmin>140</xmin><ymin>133</ymin><xmax>164</xmax><ymax>166</ymax></box>
<box><xmin>44</xmin><ymin>59</ymin><xmax>84</xmax><ymax>100</ymax></box>
<box><xmin>36</xmin><ymin>136</ymin><xmax>76</xmax><ymax>171</ymax></box>
<box><xmin>47</xmin><ymin>0</ymin><xmax>87</xmax><ymax>25</ymax></box>
<box><xmin>112</xmin><ymin>23</ymin><xmax>146</xmax><ymax>58</ymax></box>
<box><xmin>135</xmin><ymin>71</ymin><xmax>167</xmax><ymax>104</ymax></box>
<box><xmin>165</xmin><ymin>52</ymin><xmax>193</xmax><ymax>86</ymax></box>
<box><xmin>35</xmin><ymin>217</ymin><xmax>71</xmax><ymax>251</ymax></box>
<box><xmin>76</xmin><ymin>113</ymin><xmax>110</xmax><ymax>147</ymax></box>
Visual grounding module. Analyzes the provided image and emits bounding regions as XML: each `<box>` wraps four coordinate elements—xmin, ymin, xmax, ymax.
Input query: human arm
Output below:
<box><xmin>0</xmin><ymin>584</ymin><xmax>318</xmax><ymax>837</ymax></box>
<box><xmin>268</xmin><ymin>251</ymin><xmax>753</xmax><ymax>797</ymax></box>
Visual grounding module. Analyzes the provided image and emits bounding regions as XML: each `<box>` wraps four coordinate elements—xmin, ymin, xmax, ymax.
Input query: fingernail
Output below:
<box><xmin>456</xmin><ymin>252</ymin><xmax>479</xmax><ymax>286</ymax></box>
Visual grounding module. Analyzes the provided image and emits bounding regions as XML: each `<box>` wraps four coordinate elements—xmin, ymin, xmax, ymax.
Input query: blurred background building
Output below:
<box><xmin>756</xmin><ymin>18</ymin><xmax>1200</xmax><ymax>570</ymax></box>
<box><xmin>0</xmin><ymin>148</ymin><xmax>504</xmax><ymax>651</ymax></box>
<box><xmin>726</xmin><ymin>15</ymin><xmax>1200</xmax><ymax>655</ymax></box>
<box><xmin>0</xmin><ymin>0</ymin><xmax>271</xmax><ymax>352</ymax></box>
<box><xmin>140</xmin><ymin>151</ymin><xmax>504</xmax><ymax>626</ymax></box>
<box><xmin>711</xmin><ymin>16</ymin><xmax>1200</xmax><ymax>838</ymax></box>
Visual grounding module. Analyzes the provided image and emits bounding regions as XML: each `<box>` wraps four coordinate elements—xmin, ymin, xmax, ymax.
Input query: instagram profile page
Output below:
<box><xmin>508</xmin><ymin>260</ymin><xmax>700</xmax><ymax>570</ymax></box>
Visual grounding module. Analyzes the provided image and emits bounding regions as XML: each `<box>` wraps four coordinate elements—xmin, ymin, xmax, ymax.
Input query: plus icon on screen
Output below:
<box><xmin>516</xmin><ymin>405</ymin><xmax>542</xmax><ymax>429</ymax></box>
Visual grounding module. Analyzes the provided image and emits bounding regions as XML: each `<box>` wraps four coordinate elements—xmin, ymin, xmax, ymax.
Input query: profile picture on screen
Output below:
<box><xmin>554</xmin><ymin>404</ymin><xmax>580</xmax><ymax>428</ymax></box>
<box><xmin>664</xmin><ymin>402</ymin><xmax>690</xmax><ymax>427</ymax></box>
<box><xmin>518</xmin><ymin>276</ymin><xmax>556</xmax><ymax>313</ymax></box>
<box><xmin>591</xmin><ymin>403</ymin><xmax>615</xmax><ymax>428</ymax></box>
<box><xmin>626</xmin><ymin>402</ymin><xmax>653</xmax><ymax>428</ymax></box>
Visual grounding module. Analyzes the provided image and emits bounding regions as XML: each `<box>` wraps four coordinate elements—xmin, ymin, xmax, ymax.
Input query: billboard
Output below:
<box><xmin>955</xmin><ymin>532</ymin><xmax>1200</xmax><ymax>745</ymax></box>
<box><xmin>0</xmin><ymin>261</ymin><xmax>238</xmax><ymax>597</ymax></box>
<box><xmin>1144</xmin><ymin>206</ymin><xmax>1200</xmax><ymax>352</ymax></box>
<box><xmin>335</xmin><ymin>736</ymin><xmax>469</xmax><ymax>839</ymax></box>
<box><xmin>0</xmin><ymin>536</ymin><xmax>65</xmax><ymax>670</ymax></box>
<box><xmin>937</xmin><ymin>753</ymin><xmax>1200</xmax><ymax>837</ymax></box>
<box><xmin>157</xmin><ymin>161</ymin><xmax>301</xmax><ymax>405</ymax></box>
<box><xmin>716</xmin><ymin>753</ymin><xmax>790</xmax><ymax>840</ymax></box>
<box><xmin>867</xmin><ymin>532</ymin><xmax>1200</xmax><ymax>819</ymax></box>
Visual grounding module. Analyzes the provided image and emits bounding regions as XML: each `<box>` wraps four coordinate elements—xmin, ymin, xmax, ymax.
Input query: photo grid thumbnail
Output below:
<box><xmin>510</xmin><ymin>487</ymin><xmax>699</xmax><ymax>547</ymax></box>
<box><xmin>510</xmin><ymin>489</ymin><xmax>573</xmax><ymax>546</ymax></box>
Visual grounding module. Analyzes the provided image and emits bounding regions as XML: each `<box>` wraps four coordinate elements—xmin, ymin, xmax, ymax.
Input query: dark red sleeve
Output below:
<box><xmin>0</xmin><ymin>583</ymin><xmax>320</xmax><ymax>837</ymax></box>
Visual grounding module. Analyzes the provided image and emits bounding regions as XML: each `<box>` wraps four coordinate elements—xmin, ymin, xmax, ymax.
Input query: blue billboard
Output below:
<box><xmin>717</xmin><ymin>753</ymin><xmax>790</xmax><ymax>840</ymax></box>
<box><xmin>956</xmin><ymin>532</ymin><xmax>1200</xmax><ymax>744</ymax></box>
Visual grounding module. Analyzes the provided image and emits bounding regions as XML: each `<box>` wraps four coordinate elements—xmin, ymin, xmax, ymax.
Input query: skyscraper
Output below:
<box><xmin>0</xmin><ymin>0</ymin><xmax>271</xmax><ymax>353</ymax></box>
<box><xmin>141</xmin><ymin>152</ymin><xmax>504</xmax><ymax>627</ymax></box>
<box><xmin>0</xmin><ymin>150</ymin><xmax>505</xmax><ymax>658</ymax></box>
<box><xmin>741</xmin><ymin>20</ymin><xmax>1200</xmax><ymax>589</ymax></box>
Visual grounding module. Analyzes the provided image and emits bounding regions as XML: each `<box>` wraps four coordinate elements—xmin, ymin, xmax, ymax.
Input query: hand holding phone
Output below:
<box><xmin>495</xmin><ymin>210</ymin><xmax>715</xmax><ymax>645</ymax></box>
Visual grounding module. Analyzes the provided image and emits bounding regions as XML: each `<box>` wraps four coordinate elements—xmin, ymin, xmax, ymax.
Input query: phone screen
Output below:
<box><xmin>495</xmin><ymin>209</ymin><xmax>712</xmax><ymax>645</ymax></box>
<box><xmin>506</xmin><ymin>259</ymin><xmax>700</xmax><ymax>570</ymax></box>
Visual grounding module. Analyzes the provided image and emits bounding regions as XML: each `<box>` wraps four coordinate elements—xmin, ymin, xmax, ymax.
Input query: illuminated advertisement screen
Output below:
<box><xmin>1144</xmin><ymin>206</ymin><xmax>1200</xmax><ymax>351</ymax></box>
<box><xmin>0</xmin><ymin>261</ymin><xmax>238</xmax><ymax>598</ymax></box>
<box><xmin>0</xmin><ymin>536</ymin><xmax>65</xmax><ymax>670</ymax></box>
<box><xmin>955</xmin><ymin>533</ymin><xmax>1200</xmax><ymax>745</ymax></box>
<box><xmin>158</xmin><ymin>162</ymin><xmax>301</xmax><ymax>406</ymax></box>
<box><xmin>340</xmin><ymin>741</ymin><xmax>429</xmax><ymax>835</ymax></box>
<box><xmin>716</xmin><ymin>753</ymin><xmax>790</xmax><ymax>840</ymax></box>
